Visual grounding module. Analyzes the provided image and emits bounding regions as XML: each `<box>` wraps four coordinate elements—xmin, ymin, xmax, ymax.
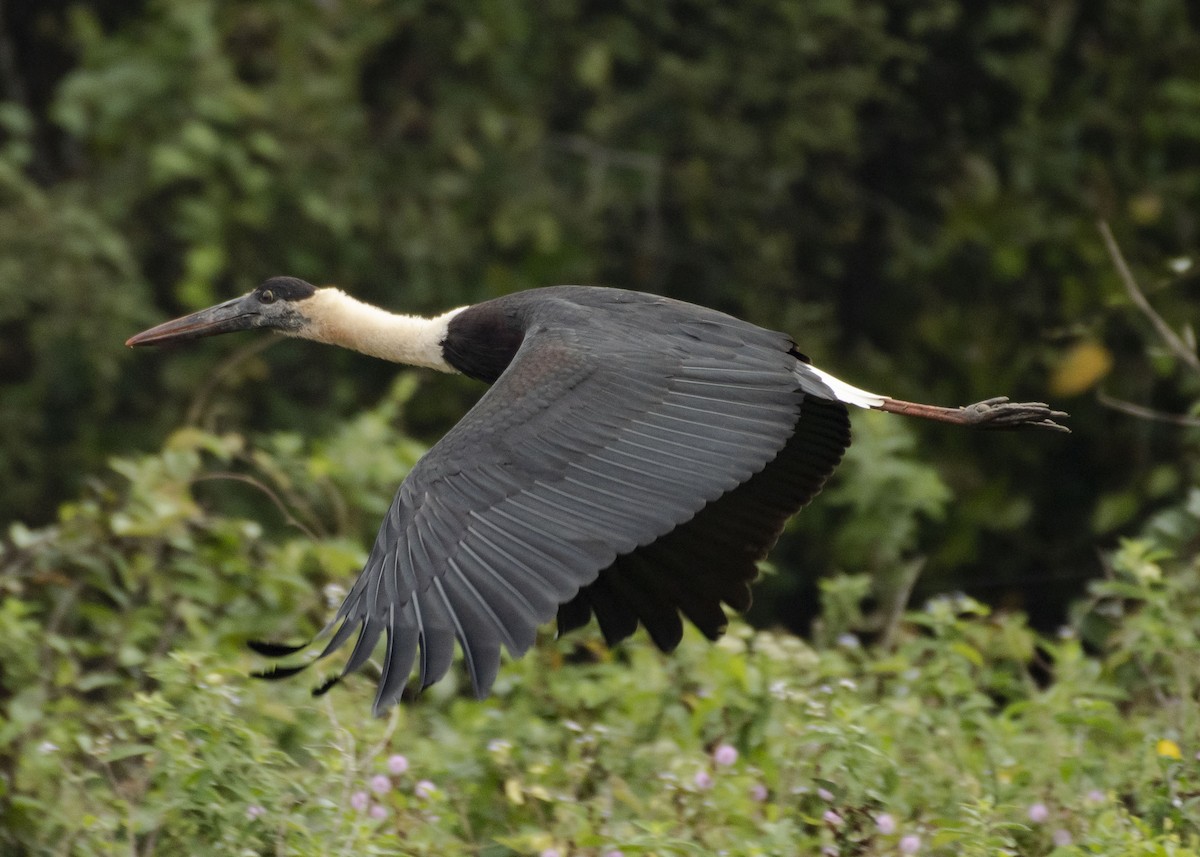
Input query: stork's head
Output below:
<box><xmin>126</xmin><ymin>277</ymin><xmax>319</xmax><ymax>347</ymax></box>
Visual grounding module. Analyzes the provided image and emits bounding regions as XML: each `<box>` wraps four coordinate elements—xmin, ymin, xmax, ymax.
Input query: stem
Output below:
<box><xmin>1099</xmin><ymin>220</ymin><xmax>1200</xmax><ymax>375</ymax></box>
<box><xmin>1095</xmin><ymin>389</ymin><xmax>1200</xmax><ymax>428</ymax></box>
<box><xmin>191</xmin><ymin>472</ymin><xmax>322</xmax><ymax>540</ymax></box>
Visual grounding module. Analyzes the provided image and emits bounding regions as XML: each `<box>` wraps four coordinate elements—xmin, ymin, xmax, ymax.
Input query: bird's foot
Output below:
<box><xmin>958</xmin><ymin>397</ymin><xmax>1070</xmax><ymax>432</ymax></box>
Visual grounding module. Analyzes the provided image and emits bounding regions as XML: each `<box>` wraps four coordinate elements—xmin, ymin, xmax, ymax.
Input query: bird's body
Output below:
<box><xmin>128</xmin><ymin>278</ymin><xmax>1067</xmax><ymax>713</ymax></box>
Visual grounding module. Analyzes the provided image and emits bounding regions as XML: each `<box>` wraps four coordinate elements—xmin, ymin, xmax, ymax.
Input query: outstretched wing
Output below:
<box><xmin>559</xmin><ymin>394</ymin><xmax>849</xmax><ymax>651</ymax></box>
<box><xmin>273</xmin><ymin>302</ymin><xmax>838</xmax><ymax>712</ymax></box>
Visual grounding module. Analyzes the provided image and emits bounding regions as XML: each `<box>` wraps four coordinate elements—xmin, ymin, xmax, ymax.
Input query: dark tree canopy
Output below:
<box><xmin>2</xmin><ymin>0</ymin><xmax>1199</xmax><ymax>623</ymax></box>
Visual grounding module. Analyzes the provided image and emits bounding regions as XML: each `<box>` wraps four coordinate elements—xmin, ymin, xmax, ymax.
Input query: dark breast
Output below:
<box><xmin>442</xmin><ymin>301</ymin><xmax>526</xmax><ymax>383</ymax></box>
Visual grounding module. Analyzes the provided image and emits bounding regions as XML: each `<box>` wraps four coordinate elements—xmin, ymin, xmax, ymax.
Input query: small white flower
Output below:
<box><xmin>323</xmin><ymin>582</ymin><xmax>346</xmax><ymax>607</ymax></box>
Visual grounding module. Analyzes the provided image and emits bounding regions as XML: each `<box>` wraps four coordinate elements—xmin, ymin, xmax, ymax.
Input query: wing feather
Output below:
<box><xmin>576</xmin><ymin>572</ymin><xmax>641</xmax><ymax>645</ymax></box>
<box><xmin>562</xmin><ymin>395</ymin><xmax>850</xmax><ymax>647</ymax></box>
<box><xmin>375</xmin><ymin>614</ymin><xmax>419</xmax><ymax>712</ymax></box>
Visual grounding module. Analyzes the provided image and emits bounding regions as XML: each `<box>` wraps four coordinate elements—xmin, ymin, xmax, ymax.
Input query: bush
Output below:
<box><xmin>3</xmin><ymin>379</ymin><xmax>1199</xmax><ymax>855</ymax></box>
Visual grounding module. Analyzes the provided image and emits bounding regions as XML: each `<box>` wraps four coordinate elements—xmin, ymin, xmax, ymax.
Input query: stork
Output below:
<box><xmin>127</xmin><ymin>278</ymin><xmax>1067</xmax><ymax>713</ymax></box>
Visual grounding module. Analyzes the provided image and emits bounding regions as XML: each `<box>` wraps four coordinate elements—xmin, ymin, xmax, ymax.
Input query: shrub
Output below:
<box><xmin>3</xmin><ymin>379</ymin><xmax>1199</xmax><ymax>854</ymax></box>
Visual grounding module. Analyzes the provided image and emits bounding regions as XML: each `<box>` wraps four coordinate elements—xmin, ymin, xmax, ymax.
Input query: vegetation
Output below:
<box><xmin>3</xmin><ymin>1</ymin><xmax>1200</xmax><ymax>854</ymax></box>
<box><xmin>3</xmin><ymin>381</ymin><xmax>1200</xmax><ymax>854</ymax></box>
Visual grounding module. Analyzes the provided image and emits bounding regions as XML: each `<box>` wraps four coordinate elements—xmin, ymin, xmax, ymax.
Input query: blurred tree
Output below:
<box><xmin>2</xmin><ymin>0</ymin><xmax>1198</xmax><ymax>626</ymax></box>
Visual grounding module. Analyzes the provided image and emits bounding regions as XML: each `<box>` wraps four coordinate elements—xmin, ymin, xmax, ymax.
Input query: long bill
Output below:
<box><xmin>126</xmin><ymin>295</ymin><xmax>260</xmax><ymax>347</ymax></box>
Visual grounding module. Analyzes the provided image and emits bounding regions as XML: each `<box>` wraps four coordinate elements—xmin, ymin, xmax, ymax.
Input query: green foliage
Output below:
<box><xmin>3</xmin><ymin>386</ymin><xmax>1200</xmax><ymax>855</ymax></box>
<box><xmin>1075</xmin><ymin>498</ymin><xmax>1200</xmax><ymax>758</ymax></box>
<box><xmin>821</xmin><ymin>412</ymin><xmax>953</xmax><ymax>570</ymax></box>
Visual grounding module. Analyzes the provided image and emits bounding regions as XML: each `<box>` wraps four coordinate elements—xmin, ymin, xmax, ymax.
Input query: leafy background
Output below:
<box><xmin>2</xmin><ymin>0</ymin><xmax>1200</xmax><ymax>853</ymax></box>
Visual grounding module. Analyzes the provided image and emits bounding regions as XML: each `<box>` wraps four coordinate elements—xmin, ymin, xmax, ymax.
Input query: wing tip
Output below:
<box><xmin>247</xmin><ymin>639</ymin><xmax>311</xmax><ymax>658</ymax></box>
<box><xmin>312</xmin><ymin>674</ymin><xmax>343</xmax><ymax>697</ymax></box>
<box><xmin>251</xmin><ymin>663</ymin><xmax>311</xmax><ymax>681</ymax></box>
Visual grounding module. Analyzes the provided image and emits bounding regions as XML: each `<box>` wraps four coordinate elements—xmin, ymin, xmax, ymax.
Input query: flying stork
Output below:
<box><xmin>127</xmin><ymin>278</ymin><xmax>1067</xmax><ymax>713</ymax></box>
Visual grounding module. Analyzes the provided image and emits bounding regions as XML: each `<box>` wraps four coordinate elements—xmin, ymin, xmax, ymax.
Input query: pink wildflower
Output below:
<box><xmin>713</xmin><ymin>744</ymin><xmax>738</xmax><ymax>766</ymax></box>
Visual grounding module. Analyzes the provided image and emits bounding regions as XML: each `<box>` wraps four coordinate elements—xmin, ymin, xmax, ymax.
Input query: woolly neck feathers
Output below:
<box><xmin>298</xmin><ymin>289</ymin><xmax>464</xmax><ymax>372</ymax></box>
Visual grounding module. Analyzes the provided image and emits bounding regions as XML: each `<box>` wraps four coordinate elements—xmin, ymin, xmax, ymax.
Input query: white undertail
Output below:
<box><xmin>299</xmin><ymin>289</ymin><xmax>465</xmax><ymax>372</ymax></box>
<box><xmin>796</xmin><ymin>364</ymin><xmax>887</xmax><ymax>409</ymax></box>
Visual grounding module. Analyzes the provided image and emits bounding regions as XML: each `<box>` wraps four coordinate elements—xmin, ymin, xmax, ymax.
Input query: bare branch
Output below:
<box><xmin>191</xmin><ymin>472</ymin><xmax>322</xmax><ymax>540</ymax></box>
<box><xmin>1099</xmin><ymin>220</ymin><xmax>1200</xmax><ymax>375</ymax></box>
<box><xmin>1096</xmin><ymin>388</ymin><xmax>1200</xmax><ymax>429</ymax></box>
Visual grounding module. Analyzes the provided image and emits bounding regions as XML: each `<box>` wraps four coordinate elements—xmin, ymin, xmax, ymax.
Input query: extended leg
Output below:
<box><xmin>798</xmin><ymin>365</ymin><xmax>1069</xmax><ymax>432</ymax></box>
<box><xmin>877</xmin><ymin>396</ymin><xmax>1069</xmax><ymax>432</ymax></box>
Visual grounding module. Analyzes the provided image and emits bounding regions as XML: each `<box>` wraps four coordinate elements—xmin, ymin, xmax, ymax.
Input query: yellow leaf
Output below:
<box><xmin>1156</xmin><ymin>738</ymin><xmax>1182</xmax><ymax>760</ymax></box>
<box><xmin>1050</xmin><ymin>341</ymin><xmax>1114</xmax><ymax>396</ymax></box>
<box><xmin>1130</xmin><ymin>192</ymin><xmax>1163</xmax><ymax>225</ymax></box>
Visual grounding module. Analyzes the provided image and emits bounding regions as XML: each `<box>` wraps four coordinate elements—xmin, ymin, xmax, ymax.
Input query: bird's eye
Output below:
<box><xmin>260</xmin><ymin>289</ymin><xmax>276</xmax><ymax>304</ymax></box>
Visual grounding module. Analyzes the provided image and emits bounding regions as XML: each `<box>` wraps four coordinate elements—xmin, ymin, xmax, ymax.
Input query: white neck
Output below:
<box><xmin>295</xmin><ymin>289</ymin><xmax>464</xmax><ymax>372</ymax></box>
